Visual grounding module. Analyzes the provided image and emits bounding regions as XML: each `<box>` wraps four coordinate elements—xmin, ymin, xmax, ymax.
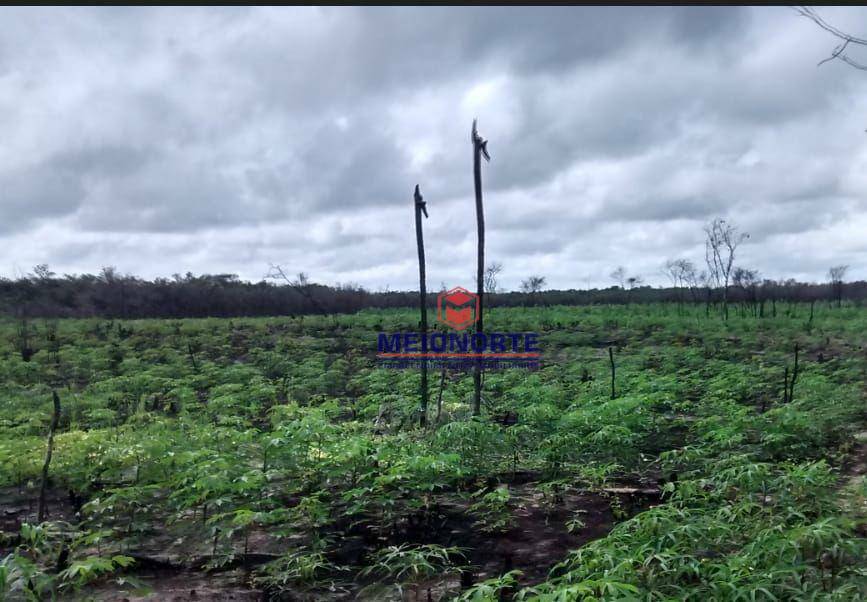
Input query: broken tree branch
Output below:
<box><xmin>795</xmin><ymin>6</ymin><xmax>867</xmax><ymax>70</ymax></box>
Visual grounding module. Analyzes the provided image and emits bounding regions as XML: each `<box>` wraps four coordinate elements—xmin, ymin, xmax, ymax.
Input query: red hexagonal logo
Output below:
<box><xmin>437</xmin><ymin>286</ymin><xmax>479</xmax><ymax>331</ymax></box>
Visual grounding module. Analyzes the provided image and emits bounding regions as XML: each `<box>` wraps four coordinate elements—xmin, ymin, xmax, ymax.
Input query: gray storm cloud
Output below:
<box><xmin>1</xmin><ymin>6</ymin><xmax>866</xmax><ymax>289</ymax></box>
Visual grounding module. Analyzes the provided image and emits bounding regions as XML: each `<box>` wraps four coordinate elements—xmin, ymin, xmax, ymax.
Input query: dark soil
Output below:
<box><xmin>405</xmin><ymin>482</ymin><xmax>659</xmax><ymax>587</ymax></box>
<box><xmin>0</xmin><ymin>479</ymin><xmax>660</xmax><ymax>601</ymax></box>
<box><xmin>0</xmin><ymin>485</ymin><xmax>78</xmax><ymax>537</ymax></box>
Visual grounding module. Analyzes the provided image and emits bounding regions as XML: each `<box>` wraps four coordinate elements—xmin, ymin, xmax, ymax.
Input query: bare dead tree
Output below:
<box><xmin>15</xmin><ymin>313</ymin><xmax>34</xmax><ymax>362</ymax></box>
<box><xmin>414</xmin><ymin>185</ymin><xmax>429</xmax><ymax>428</ymax></box>
<box><xmin>520</xmin><ymin>275</ymin><xmax>547</xmax><ymax>306</ymax></box>
<box><xmin>828</xmin><ymin>264</ymin><xmax>848</xmax><ymax>308</ymax></box>
<box><xmin>665</xmin><ymin>259</ymin><xmax>697</xmax><ymax>310</ymax></box>
<box><xmin>732</xmin><ymin>266</ymin><xmax>761</xmax><ymax>317</ymax></box>
<box><xmin>484</xmin><ymin>262</ymin><xmax>504</xmax><ymax>295</ymax></box>
<box><xmin>664</xmin><ymin>259</ymin><xmax>696</xmax><ymax>288</ymax></box>
<box><xmin>471</xmin><ymin>119</ymin><xmax>490</xmax><ymax>417</ymax></box>
<box><xmin>681</xmin><ymin>263</ymin><xmax>700</xmax><ymax>303</ymax></box>
<box><xmin>32</xmin><ymin>264</ymin><xmax>55</xmax><ymax>280</ymax></box>
<box><xmin>38</xmin><ymin>390</ymin><xmax>61</xmax><ymax>522</ymax></box>
<box><xmin>520</xmin><ymin>275</ymin><xmax>546</xmax><ymax>293</ymax></box>
<box><xmin>795</xmin><ymin>6</ymin><xmax>867</xmax><ymax>70</ymax></box>
<box><xmin>624</xmin><ymin>275</ymin><xmax>643</xmax><ymax>305</ymax></box>
<box><xmin>665</xmin><ymin>260</ymin><xmax>684</xmax><ymax>311</ymax></box>
<box><xmin>266</xmin><ymin>266</ymin><xmax>328</xmax><ymax>315</ymax></box>
<box><xmin>45</xmin><ymin>319</ymin><xmax>60</xmax><ymax>367</ymax></box>
<box><xmin>697</xmin><ymin>270</ymin><xmax>712</xmax><ymax>316</ymax></box>
<box><xmin>663</xmin><ymin>259</ymin><xmax>683</xmax><ymax>289</ymax></box>
<box><xmin>610</xmin><ymin>266</ymin><xmax>626</xmax><ymax>290</ymax></box>
<box><xmin>704</xmin><ymin>218</ymin><xmax>749</xmax><ymax>321</ymax></box>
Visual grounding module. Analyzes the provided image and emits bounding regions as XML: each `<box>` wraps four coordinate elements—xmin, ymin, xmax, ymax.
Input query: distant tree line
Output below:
<box><xmin>1</xmin><ymin>264</ymin><xmax>863</xmax><ymax>320</ymax></box>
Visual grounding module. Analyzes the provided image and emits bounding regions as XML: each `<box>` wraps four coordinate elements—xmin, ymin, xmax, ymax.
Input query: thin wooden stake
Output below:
<box><xmin>414</xmin><ymin>185</ymin><xmax>429</xmax><ymax>427</ymax></box>
<box><xmin>608</xmin><ymin>346</ymin><xmax>616</xmax><ymax>400</ymax></box>
<box><xmin>789</xmin><ymin>343</ymin><xmax>799</xmax><ymax>403</ymax></box>
<box><xmin>783</xmin><ymin>366</ymin><xmax>790</xmax><ymax>404</ymax></box>
<box><xmin>471</xmin><ymin>119</ymin><xmax>490</xmax><ymax>417</ymax></box>
<box><xmin>187</xmin><ymin>340</ymin><xmax>199</xmax><ymax>373</ymax></box>
<box><xmin>38</xmin><ymin>390</ymin><xmax>61</xmax><ymax>522</ymax></box>
<box><xmin>435</xmin><ymin>365</ymin><xmax>446</xmax><ymax>424</ymax></box>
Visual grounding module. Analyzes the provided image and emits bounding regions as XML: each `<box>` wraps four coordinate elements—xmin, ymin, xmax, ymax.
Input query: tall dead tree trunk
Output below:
<box><xmin>435</xmin><ymin>366</ymin><xmax>446</xmax><ymax>424</ymax></box>
<box><xmin>414</xmin><ymin>185</ymin><xmax>429</xmax><ymax>428</ymax></box>
<box><xmin>16</xmin><ymin>313</ymin><xmax>34</xmax><ymax>362</ymax></box>
<box><xmin>783</xmin><ymin>366</ymin><xmax>790</xmax><ymax>404</ymax></box>
<box><xmin>38</xmin><ymin>390</ymin><xmax>61</xmax><ymax>522</ymax></box>
<box><xmin>704</xmin><ymin>218</ymin><xmax>748</xmax><ymax>323</ymax></box>
<box><xmin>789</xmin><ymin>343</ymin><xmax>799</xmax><ymax>403</ymax></box>
<box><xmin>471</xmin><ymin>119</ymin><xmax>490</xmax><ymax>417</ymax></box>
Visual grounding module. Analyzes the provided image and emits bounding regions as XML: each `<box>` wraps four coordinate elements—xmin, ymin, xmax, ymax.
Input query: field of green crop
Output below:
<box><xmin>2</xmin><ymin>303</ymin><xmax>867</xmax><ymax>600</ymax></box>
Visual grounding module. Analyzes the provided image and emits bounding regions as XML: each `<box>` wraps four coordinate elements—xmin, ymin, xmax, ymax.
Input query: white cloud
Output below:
<box><xmin>1</xmin><ymin>6</ymin><xmax>867</xmax><ymax>289</ymax></box>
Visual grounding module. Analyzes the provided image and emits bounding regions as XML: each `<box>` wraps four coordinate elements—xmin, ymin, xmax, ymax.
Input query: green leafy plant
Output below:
<box><xmin>254</xmin><ymin>548</ymin><xmax>343</xmax><ymax>591</ymax></box>
<box><xmin>360</xmin><ymin>544</ymin><xmax>464</xmax><ymax>600</ymax></box>
<box><xmin>457</xmin><ymin>569</ymin><xmax>523</xmax><ymax>601</ymax></box>
<box><xmin>468</xmin><ymin>486</ymin><xmax>514</xmax><ymax>533</ymax></box>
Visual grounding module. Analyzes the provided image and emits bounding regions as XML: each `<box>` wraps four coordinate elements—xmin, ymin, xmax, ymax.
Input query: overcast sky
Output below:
<box><xmin>2</xmin><ymin>6</ymin><xmax>867</xmax><ymax>291</ymax></box>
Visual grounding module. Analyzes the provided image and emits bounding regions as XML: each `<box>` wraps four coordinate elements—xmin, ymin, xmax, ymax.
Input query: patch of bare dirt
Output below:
<box><xmin>85</xmin><ymin>568</ymin><xmax>262</xmax><ymax>601</ymax></box>
<box><xmin>0</xmin><ymin>486</ymin><xmax>77</xmax><ymax>537</ymax></box>
<box><xmin>841</xmin><ymin>431</ymin><xmax>867</xmax><ymax>487</ymax></box>
<box><xmin>437</xmin><ymin>482</ymin><xmax>658</xmax><ymax>587</ymax></box>
<box><xmin>1</xmin><ymin>480</ymin><xmax>659</xmax><ymax>601</ymax></box>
